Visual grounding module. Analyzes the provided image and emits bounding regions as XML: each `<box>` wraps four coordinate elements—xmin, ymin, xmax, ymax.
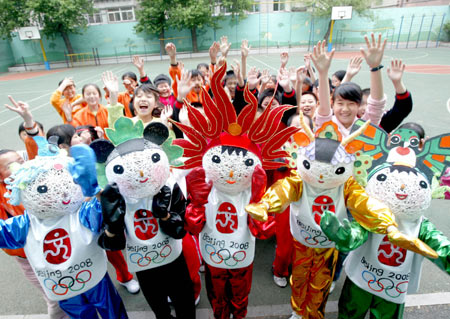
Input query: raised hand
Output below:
<box><xmin>102</xmin><ymin>71</ymin><xmax>119</xmax><ymax>94</ymax></box>
<box><xmin>387</xmin><ymin>59</ymin><xmax>406</xmax><ymax>84</ymax></box>
<box><xmin>165</xmin><ymin>42</ymin><xmax>177</xmax><ymax>65</ymax></box>
<box><xmin>260</xmin><ymin>69</ymin><xmax>270</xmax><ymax>85</ymax></box>
<box><xmin>5</xmin><ymin>95</ymin><xmax>34</xmax><ymax>125</ymax></box>
<box><xmin>296</xmin><ymin>66</ymin><xmax>307</xmax><ymax>83</ymax></box>
<box><xmin>309</xmin><ymin>40</ymin><xmax>335</xmax><ymax>75</ymax></box>
<box><xmin>280</xmin><ymin>52</ymin><xmax>289</xmax><ymax>68</ymax></box>
<box><xmin>160</xmin><ymin>104</ymin><xmax>173</xmax><ymax>128</ymax></box>
<box><xmin>346</xmin><ymin>56</ymin><xmax>363</xmax><ymax>78</ymax></box>
<box><xmin>278</xmin><ymin>68</ymin><xmax>291</xmax><ymax>92</ymax></box>
<box><xmin>186</xmin><ymin>167</ymin><xmax>213</xmax><ymax>206</ymax></box>
<box><xmin>179</xmin><ymin>105</ymin><xmax>190</xmax><ymax>126</ymax></box>
<box><xmin>247</xmin><ymin>67</ymin><xmax>260</xmax><ymax>90</ymax></box>
<box><xmin>241</xmin><ymin>39</ymin><xmax>250</xmax><ymax>58</ymax></box>
<box><xmin>132</xmin><ymin>55</ymin><xmax>144</xmax><ymax>70</ymax></box>
<box><xmin>360</xmin><ymin>33</ymin><xmax>387</xmax><ymax>69</ymax></box>
<box><xmin>209</xmin><ymin>41</ymin><xmax>220</xmax><ymax>64</ymax></box>
<box><xmin>231</xmin><ymin>60</ymin><xmax>244</xmax><ymax>87</ymax></box>
<box><xmin>220</xmin><ymin>36</ymin><xmax>231</xmax><ymax>58</ymax></box>
<box><xmin>58</xmin><ymin>77</ymin><xmax>74</xmax><ymax>92</ymax></box>
<box><xmin>61</xmin><ymin>100</ymin><xmax>73</xmax><ymax>123</ymax></box>
<box><xmin>176</xmin><ymin>69</ymin><xmax>194</xmax><ymax>101</ymax></box>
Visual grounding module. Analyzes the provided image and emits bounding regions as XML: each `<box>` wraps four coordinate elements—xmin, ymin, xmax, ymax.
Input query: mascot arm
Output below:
<box><xmin>69</xmin><ymin>144</ymin><xmax>101</xmax><ymax>197</ymax></box>
<box><xmin>184</xmin><ymin>203</ymin><xmax>206</xmax><ymax>236</ymax></box>
<box><xmin>79</xmin><ymin>197</ymin><xmax>103</xmax><ymax>233</ymax></box>
<box><xmin>345</xmin><ymin>177</ymin><xmax>438</xmax><ymax>259</ymax></box>
<box><xmin>160</xmin><ymin>183</ymin><xmax>187</xmax><ymax>239</ymax></box>
<box><xmin>320</xmin><ymin>210</ymin><xmax>368</xmax><ymax>252</ymax></box>
<box><xmin>245</xmin><ymin>170</ymin><xmax>303</xmax><ymax>222</ymax></box>
<box><xmin>344</xmin><ymin>177</ymin><xmax>397</xmax><ymax>234</ymax></box>
<box><xmin>247</xmin><ymin>214</ymin><xmax>276</xmax><ymax>240</ymax></box>
<box><xmin>0</xmin><ymin>214</ymin><xmax>29</xmax><ymax>249</ymax></box>
<box><xmin>419</xmin><ymin>219</ymin><xmax>450</xmax><ymax>273</ymax></box>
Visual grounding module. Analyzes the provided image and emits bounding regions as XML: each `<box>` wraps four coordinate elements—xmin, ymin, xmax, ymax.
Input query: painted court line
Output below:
<box><xmin>1</xmin><ymin>292</ymin><xmax>449</xmax><ymax>319</ymax></box>
<box><xmin>0</xmin><ymin>65</ymin><xmax>130</xmax><ymax>126</ymax></box>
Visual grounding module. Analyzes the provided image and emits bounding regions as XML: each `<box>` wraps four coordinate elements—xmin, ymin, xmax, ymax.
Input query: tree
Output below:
<box><xmin>27</xmin><ymin>0</ymin><xmax>95</xmax><ymax>54</ymax></box>
<box><xmin>134</xmin><ymin>0</ymin><xmax>173</xmax><ymax>54</ymax></box>
<box><xmin>0</xmin><ymin>0</ymin><xmax>30</xmax><ymax>40</ymax></box>
<box><xmin>0</xmin><ymin>0</ymin><xmax>94</xmax><ymax>54</ymax></box>
<box><xmin>304</xmin><ymin>0</ymin><xmax>373</xmax><ymax>43</ymax></box>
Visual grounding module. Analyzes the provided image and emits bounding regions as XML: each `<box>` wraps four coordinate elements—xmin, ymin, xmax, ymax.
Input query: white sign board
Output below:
<box><xmin>331</xmin><ymin>6</ymin><xmax>353</xmax><ymax>20</ymax></box>
<box><xmin>18</xmin><ymin>27</ymin><xmax>41</xmax><ymax>40</ymax></box>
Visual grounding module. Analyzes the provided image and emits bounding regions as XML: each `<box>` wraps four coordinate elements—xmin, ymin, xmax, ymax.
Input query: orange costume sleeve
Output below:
<box><xmin>169</xmin><ymin>64</ymin><xmax>181</xmax><ymax>99</ymax></box>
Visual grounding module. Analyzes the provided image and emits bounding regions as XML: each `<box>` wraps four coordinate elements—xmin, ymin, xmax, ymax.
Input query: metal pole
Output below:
<box><xmin>39</xmin><ymin>39</ymin><xmax>50</xmax><ymax>70</ymax></box>
<box><xmin>436</xmin><ymin>14</ymin><xmax>446</xmax><ymax>47</ymax></box>
<box><xmin>406</xmin><ymin>15</ymin><xmax>414</xmax><ymax>49</ymax></box>
<box><xmin>96</xmin><ymin>48</ymin><xmax>100</xmax><ymax>65</ymax></box>
<box><xmin>328</xmin><ymin>20</ymin><xmax>335</xmax><ymax>52</ymax></box>
<box><xmin>415</xmin><ymin>15</ymin><xmax>425</xmax><ymax>48</ymax></box>
<box><xmin>22</xmin><ymin>56</ymin><xmax>27</xmax><ymax>71</ymax></box>
<box><xmin>64</xmin><ymin>51</ymin><xmax>69</xmax><ymax>68</ymax></box>
<box><xmin>396</xmin><ymin>15</ymin><xmax>404</xmax><ymax>49</ymax></box>
<box><xmin>92</xmin><ymin>48</ymin><xmax>97</xmax><ymax>65</ymax></box>
<box><xmin>426</xmin><ymin>13</ymin><xmax>435</xmax><ymax>48</ymax></box>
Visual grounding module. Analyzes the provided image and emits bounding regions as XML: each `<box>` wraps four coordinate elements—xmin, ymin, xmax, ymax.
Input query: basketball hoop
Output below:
<box><xmin>18</xmin><ymin>27</ymin><xmax>41</xmax><ymax>40</ymax></box>
<box><xmin>331</xmin><ymin>6</ymin><xmax>352</xmax><ymax>20</ymax></box>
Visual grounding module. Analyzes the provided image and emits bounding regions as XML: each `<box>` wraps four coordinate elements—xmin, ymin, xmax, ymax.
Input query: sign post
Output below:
<box><xmin>329</xmin><ymin>6</ymin><xmax>353</xmax><ymax>52</ymax></box>
<box><xmin>18</xmin><ymin>26</ymin><xmax>50</xmax><ymax>70</ymax></box>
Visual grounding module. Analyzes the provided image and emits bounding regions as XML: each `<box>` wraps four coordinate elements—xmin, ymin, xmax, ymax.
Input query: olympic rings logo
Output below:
<box><xmin>361</xmin><ymin>270</ymin><xmax>407</xmax><ymax>298</ymax></box>
<box><xmin>300</xmin><ymin>230</ymin><xmax>331</xmax><ymax>247</ymax></box>
<box><xmin>44</xmin><ymin>270</ymin><xmax>92</xmax><ymax>296</ymax></box>
<box><xmin>205</xmin><ymin>244</ymin><xmax>246</xmax><ymax>267</ymax></box>
<box><xmin>130</xmin><ymin>245</ymin><xmax>172</xmax><ymax>267</ymax></box>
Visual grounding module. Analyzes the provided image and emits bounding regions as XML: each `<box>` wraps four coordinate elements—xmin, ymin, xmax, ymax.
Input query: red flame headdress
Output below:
<box><xmin>171</xmin><ymin>62</ymin><xmax>299</xmax><ymax>170</ymax></box>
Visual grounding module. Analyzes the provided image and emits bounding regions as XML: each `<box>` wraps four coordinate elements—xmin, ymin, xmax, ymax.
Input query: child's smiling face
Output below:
<box><xmin>332</xmin><ymin>95</ymin><xmax>359</xmax><ymax>128</ymax></box>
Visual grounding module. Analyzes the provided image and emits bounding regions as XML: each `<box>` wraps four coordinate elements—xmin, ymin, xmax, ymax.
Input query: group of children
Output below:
<box><xmin>0</xmin><ymin>33</ymin><xmax>449</xmax><ymax>319</ymax></box>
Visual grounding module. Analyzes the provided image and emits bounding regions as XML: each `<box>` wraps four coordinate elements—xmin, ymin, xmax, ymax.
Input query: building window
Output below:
<box><xmin>107</xmin><ymin>7</ymin><xmax>135</xmax><ymax>22</ymax></box>
<box><xmin>273</xmin><ymin>0</ymin><xmax>285</xmax><ymax>12</ymax></box>
<box><xmin>86</xmin><ymin>13</ymin><xmax>103</xmax><ymax>24</ymax></box>
<box><xmin>251</xmin><ymin>4</ymin><xmax>260</xmax><ymax>12</ymax></box>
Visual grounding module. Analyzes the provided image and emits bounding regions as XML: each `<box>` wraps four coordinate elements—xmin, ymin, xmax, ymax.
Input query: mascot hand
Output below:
<box><xmin>69</xmin><ymin>144</ymin><xmax>101</xmax><ymax>197</ymax></box>
<box><xmin>152</xmin><ymin>186</ymin><xmax>172</xmax><ymax>219</ymax></box>
<box><xmin>245</xmin><ymin>201</ymin><xmax>269</xmax><ymax>222</ymax></box>
<box><xmin>186</xmin><ymin>167</ymin><xmax>213</xmax><ymax>206</ymax></box>
<box><xmin>320</xmin><ymin>210</ymin><xmax>368</xmax><ymax>252</ymax></box>
<box><xmin>101</xmin><ymin>183</ymin><xmax>126</xmax><ymax>234</ymax></box>
<box><xmin>387</xmin><ymin>226</ymin><xmax>438</xmax><ymax>259</ymax></box>
<box><xmin>250</xmin><ymin>165</ymin><xmax>267</xmax><ymax>204</ymax></box>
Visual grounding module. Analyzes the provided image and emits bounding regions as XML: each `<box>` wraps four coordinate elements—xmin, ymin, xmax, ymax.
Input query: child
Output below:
<box><xmin>50</xmin><ymin>78</ymin><xmax>85</xmax><ymax>124</ymax></box>
<box><xmin>154</xmin><ymin>74</ymin><xmax>176</xmax><ymax>107</ymax></box>
<box><xmin>312</xmin><ymin>34</ymin><xmax>387</xmax><ymax>137</ymax></box>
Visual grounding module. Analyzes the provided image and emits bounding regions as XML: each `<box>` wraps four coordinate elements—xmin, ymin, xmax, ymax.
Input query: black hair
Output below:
<box><xmin>361</xmin><ymin>88</ymin><xmax>370</xmax><ymax>96</ymax></box>
<box><xmin>133</xmin><ymin>84</ymin><xmax>164</xmax><ymax>118</ymax></box>
<box><xmin>197</xmin><ymin>63</ymin><xmax>209</xmax><ymax>71</ymax></box>
<box><xmin>389</xmin><ymin>165</ymin><xmax>418</xmax><ymax>176</ymax></box>
<box><xmin>258</xmin><ymin>88</ymin><xmax>282</xmax><ymax>108</ymax></box>
<box><xmin>58</xmin><ymin>79</ymin><xmax>76</xmax><ymax>87</ymax></box>
<box><xmin>397</xmin><ymin>122</ymin><xmax>425</xmax><ymax>139</ymax></box>
<box><xmin>221</xmin><ymin>145</ymin><xmax>248</xmax><ymax>157</ymax></box>
<box><xmin>313</xmin><ymin>78</ymin><xmax>334</xmax><ymax>94</ymax></box>
<box><xmin>122</xmin><ymin>72</ymin><xmax>138</xmax><ymax>82</ymax></box>
<box><xmin>303</xmin><ymin>77</ymin><xmax>313</xmax><ymax>90</ymax></box>
<box><xmin>82</xmin><ymin>83</ymin><xmax>102</xmax><ymax>98</ymax></box>
<box><xmin>76</xmin><ymin>125</ymin><xmax>99</xmax><ymax>141</ymax></box>
<box><xmin>0</xmin><ymin>149</ymin><xmax>15</xmax><ymax>157</ymax></box>
<box><xmin>332</xmin><ymin>82</ymin><xmax>362</xmax><ymax>105</ymax></box>
<box><xmin>190</xmin><ymin>69</ymin><xmax>203</xmax><ymax>79</ymax></box>
<box><xmin>224</xmin><ymin>70</ymin><xmax>236</xmax><ymax>83</ymax></box>
<box><xmin>154</xmin><ymin>74</ymin><xmax>171</xmax><ymax>87</ymax></box>
<box><xmin>46</xmin><ymin>124</ymin><xmax>76</xmax><ymax>147</ymax></box>
<box><xmin>18</xmin><ymin>121</ymin><xmax>44</xmax><ymax>135</ymax></box>
<box><xmin>332</xmin><ymin>70</ymin><xmax>346</xmax><ymax>82</ymax></box>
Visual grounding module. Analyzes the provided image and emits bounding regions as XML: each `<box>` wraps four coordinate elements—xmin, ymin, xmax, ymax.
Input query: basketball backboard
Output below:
<box><xmin>18</xmin><ymin>27</ymin><xmax>41</xmax><ymax>40</ymax></box>
<box><xmin>331</xmin><ymin>6</ymin><xmax>353</xmax><ymax>20</ymax></box>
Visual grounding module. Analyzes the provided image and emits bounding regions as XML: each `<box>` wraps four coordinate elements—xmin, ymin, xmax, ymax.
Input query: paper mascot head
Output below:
<box><xmin>171</xmin><ymin>62</ymin><xmax>299</xmax><ymax>195</ymax></box>
<box><xmin>91</xmin><ymin>118</ymin><xmax>183</xmax><ymax>200</ymax></box>
<box><xmin>5</xmin><ymin>137</ymin><xmax>84</xmax><ymax>219</ymax></box>
<box><xmin>292</xmin><ymin>115</ymin><xmax>369</xmax><ymax>189</ymax></box>
<box><xmin>352</xmin><ymin>119</ymin><xmax>450</xmax><ymax>220</ymax></box>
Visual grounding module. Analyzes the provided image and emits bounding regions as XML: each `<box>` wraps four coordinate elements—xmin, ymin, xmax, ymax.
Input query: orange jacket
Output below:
<box><xmin>118</xmin><ymin>92</ymin><xmax>134</xmax><ymax>118</ymax></box>
<box><xmin>72</xmin><ymin>104</ymin><xmax>109</xmax><ymax>131</ymax></box>
<box><xmin>0</xmin><ymin>183</ymin><xmax>26</xmax><ymax>258</ymax></box>
<box><xmin>50</xmin><ymin>91</ymin><xmax>86</xmax><ymax>124</ymax></box>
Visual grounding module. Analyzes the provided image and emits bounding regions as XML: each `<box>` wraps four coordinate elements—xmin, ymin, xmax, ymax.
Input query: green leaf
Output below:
<box><xmin>105</xmin><ymin>117</ymin><xmax>145</xmax><ymax>146</ymax></box>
